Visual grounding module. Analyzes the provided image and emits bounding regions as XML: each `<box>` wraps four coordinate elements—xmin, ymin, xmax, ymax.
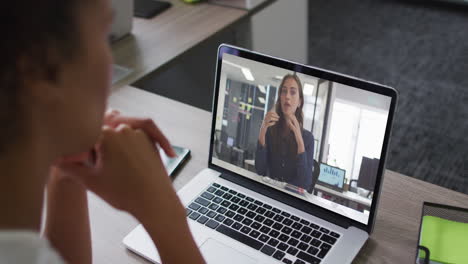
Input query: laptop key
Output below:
<box><xmin>297</xmin><ymin>251</ymin><xmax>321</xmax><ymax>264</ymax></box>
<box><xmin>283</xmin><ymin>259</ymin><xmax>292</xmax><ymax>264</ymax></box>
<box><xmin>242</xmin><ymin>218</ymin><xmax>253</xmax><ymax>226</ymax></box>
<box><xmin>278</xmin><ymin>234</ymin><xmax>289</xmax><ymax>242</ymax></box>
<box><xmin>208</xmin><ymin>203</ymin><xmax>219</xmax><ymax>210</ymax></box>
<box><xmin>269</xmin><ymin>230</ymin><xmax>280</xmax><ymax>238</ymax></box>
<box><xmin>310</xmin><ymin>223</ymin><xmax>320</xmax><ymax>229</ymax></box>
<box><xmin>205</xmin><ymin>219</ymin><xmax>219</xmax><ymax>229</ymax></box>
<box><xmin>230</xmin><ymin>197</ymin><xmax>241</xmax><ymax>204</ymax></box>
<box><xmin>254</xmin><ymin>200</ymin><xmax>263</xmax><ymax>206</ymax></box>
<box><xmin>319</xmin><ymin>227</ymin><xmax>329</xmax><ymax>234</ymax></box>
<box><xmin>189</xmin><ymin>203</ymin><xmax>201</xmax><ymax>210</ymax></box>
<box><xmin>274</xmin><ymin>215</ymin><xmax>285</xmax><ymax>222</ymax></box>
<box><xmin>223</xmin><ymin>193</ymin><xmax>232</xmax><ymax>200</ymax></box>
<box><xmin>197</xmin><ymin>216</ymin><xmax>209</xmax><ymax>224</ymax></box>
<box><xmin>247</xmin><ymin>204</ymin><xmax>258</xmax><ymax>211</ymax></box>
<box><xmin>311</xmin><ymin>230</ymin><xmax>322</xmax><ymax>238</ymax></box>
<box><xmin>254</xmin><ymin>215</ymin><xmax>265</xmax><ymax>223</ymax></box>
<box><xmin>249</xmin><ymin>230</ymin><xmax>260</xmax><ymax>238</ymax></box>
<box><xmin>237</xmin><ymin>193</ymin><xmax>246</xmax><ymax>198</ymax></box>
<box><xmin>198</xmin><ymin>207</ymin><xmax>209</xmax><ymax>215</ymax></box>
<box><xmin>229</xmin><ymin>190</ymin><xmax>237</xmax><ymax>195</ymax></box>
<box><xmin>264</xmin><ymin>211</ymin><xmax>275</xmax><ymax>218</ymax></box>
<box><xmin>240</xmin><ymin>226</ymin><xmax>252</xmax><ymax>234</ymax></box>
<box><xmin>283</xmin><ymin>219</ymin><xmax>293</xmax><ymax>226</ymax></box>
<box><xmin>292</xmin><ymin>222</ymin><xmax>303</xmax><ymax>230</ymax></box>
<box><xmin>260</xmin><ymin>245</ymin><xmax>275</xmax><ymax>256</ymax></box>
<box><xmin>207</xmin><ymin>187</ymin><xmax>216</xmax><ymax>193</ymax></box>
<box><xmin>298</xmin><ymin>242</ymin><xmax>308</xmax><ymax>251</ymax></box>
<box><xmin>330</xmin><ymin>232</ymin><xmax>340</xmax><ymax>238</ymax></box>
<box><xmin>260</xmin><ymin>226</ymin><xmax>271</xmax><ymax>234</ymax></box>
<box><xmin>215</xmin><ymin>215</ymin><xmax>225</xmax><ymax>222</ymax></box>
<box><xmin>256</xmin><ymin>207</ymin><xmax>267</xmax><ymax>215</ymax></box>
<box><xmin>220</xmin><ymin>186</ymin><xmax>229</xmax><ymax>191</ymax></box>
<box><xmin>232</xmin><ymin>222</ymin><xmax>242</xmax><ymax>230</ymax></box>
<box><xmin>259</xmin><ymin>234</ymin><xmax>269</xmax><ymax>242</ymax></box>
<box><xmin>291</xmin><ymin>230</ymin><xmax>302</xmax><ymax>239</ymax></box>
<box><xmin>294</xmin><ymin>260</ymin><xmax>306</xmax><ymax>264</ymax></box>
<box><xmin>238</xmin><ymin>208</ymin><xmax>248</xmax><ymax>215</ymax></box>
<box><xmin>212</xmin><ymin>183</ymin><xmax>220</xmax><ymax>188</ymax></box>
<box><xmin>267</xmin><ymin>238</ymin><xmax>279</xmax><ymax>247</ymax></box>
<box><xmin>225</xmin><ymin>210</ymin><xmax>236</xmax><ymax>218</ymax></box>
<box><xmin>272</xmin><ymin>223</ymin><xmax>284</xmax><ymax>230</ymax></box>
<box><xmin>287</xmin><ymin>247</ymin><xmax>298</xmax><ymax>256</ymax></box>
<box><xmin>213</xmin><ymin>197</ymin><xmax>223</xmax><ymax>204</ymax></box>
<box><xmin>216</xmin><ymin>225</ymin><xmax>263</xmax><ymax>250</ymax></box>
<box><xmin>189</xmin><ymin>212</ymin><xmax>200</xmax><ymax>220</ymax></box>
<box><xmin>311</xmin><ymin>238</ymin><xmax>321</xmax><ymax>247</ymax></box>
<box><xmin>216</xmin><ymin>207</ymin><xmax>227</xmax><ymax>214</ymax></box>
<box><xmin>234</xmin><ymin>214</ymin><xmax>244</xmax><ymax>222</ymax></box>
<box><xmin>273</xmin><ymin>250</ymin><xmax>286</xmax><ymax>260</ymax></box>
<box><xmin>239</xmin><ymin>200</ymin><xmax>249</xmax><ymax>207</ymax></box>
<box><xmin>317</xmin><ymin>247</ymin><xmax>330</xmax><ymax>259</ymax></box>
<box><xmin>214</xmin><ymin>190</ymin><xmax>224</xmax><ymax>196</ymax></box>
<box><xmin>300</xmin><ymin>219</ymin><xmax>310</xmax><ymax>226</ymax></box>
<box><xmin>287</xmin><ymin>238</ymin><xmax>299</xmax><ymax>247</ymax></box>
<box><xmin>300</xmin><ymin>234</ymin><xmax>312</xmax><ymax>243</ymax></box>
<box><xmin>223</xmin><ymin>218</ymin><xmax>234</xmax><ymax>226</ymax></box>
<box><xmin>320</xmin><ymin>234</ymin><xmax>337</xmax><ymax>245</ymax></box>
<box><xmin>281</xmin><ymin>211</ymin><xmax>291</xmax><ymax>217</ymax></box>
<box><xmin>246</xmin><ymin>197</ymin><xmax>254</xmax><ymax>202</ymax></box>
<box><xmin>246</xmin><ymin>211</ymin><xmax>257</xmax><ymax>219</ymax></box>
<box><xmin>277</xmin><ymin>242</ymin><xmax>288</xmax><ymax>251</ymax></box>
<box><xmin>251</xmin><ymin>222</ymin><xmax>261</xmax><ymax>230</ymax></box>
<box><xmin>201</xmin><ymin>192</ymin><xmax>214</xmax><ymax>200</ymax></box>
<box><xmin>282</xmin><ymin>226</ymin><xmax>292</xmax><ymax>235</ymax></box>
<box><xmin>186</xmin><ymin>208</ymin><xmax>193</xmax><ymax>216</ymax></box>
<box><xmin>262</xmin><ymin>204</ymin><xmax>272</xmax><ymax>210</ymax></box>
<box><xmin>301</xmin><ymin>226</ymin><xmax>312</xmax><ymax>234</ymax></box>
<box><xmin>272</xmin><ymin>208</ymin><xmax>281</xmax><ymax>213</ymax></box>
<box><xmin>307</xmin><ymin>246</ymin><xmax>319</xmax><ymax>256</ymax></box>
<box><xmin>264</xmin><ymin>219</ymin><xmax>274</xmax><ymax>226</ymax></box>
<box><xmin>291</xmin><ymin>215</ymin><xmax>300</xmax><ymax>221</ymax></box>
<box><xmin>206</xmin><ymin>210</ymin><xmax>217</xmax><ymax>218</ymax></box>
<box><xmin>221</xmin><ymin>200</ymin><xmax>231</xmax><ymax>207</ymax></box>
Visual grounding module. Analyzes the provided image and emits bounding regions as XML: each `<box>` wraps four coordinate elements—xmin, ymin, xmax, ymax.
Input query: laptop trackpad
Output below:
<box><xmin>200</xmin><ymin>238</ymin><xmax>258</xmax><ymax>264</ymax></box>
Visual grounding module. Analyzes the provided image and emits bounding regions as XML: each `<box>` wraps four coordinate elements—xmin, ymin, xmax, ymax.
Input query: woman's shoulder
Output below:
<box><xmin>301</xmin><ymin>129</ymin><xmax>314</xmax><ymax>141</ymax></box>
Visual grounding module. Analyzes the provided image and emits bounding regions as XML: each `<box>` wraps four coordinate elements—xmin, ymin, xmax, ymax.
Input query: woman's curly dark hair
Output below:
<box><xmin>0</xmin><ymin>0</ymin><xmax>87</xmax><ymax>154</ymax></box>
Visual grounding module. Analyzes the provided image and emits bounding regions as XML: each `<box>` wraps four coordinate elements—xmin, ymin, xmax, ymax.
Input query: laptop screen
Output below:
<box><xmin>211</xmin><ymin>48</ymin><xmax>395</xmax><ymax>225</ymax></box>
<box><xmin>318</xmin><ymin>163</ymin><xmax>345</xmax><ymax>191</ymax></box>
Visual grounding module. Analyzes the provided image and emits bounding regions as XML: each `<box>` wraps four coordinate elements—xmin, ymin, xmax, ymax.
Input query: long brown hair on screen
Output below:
<box><xmin>269</xmin><ymin>73</ymin><xmax>304</xmax><ymax>156</ymax></box>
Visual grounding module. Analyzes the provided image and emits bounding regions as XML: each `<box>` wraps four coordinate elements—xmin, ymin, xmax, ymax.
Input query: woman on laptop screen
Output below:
<box><xmin>255</xmin><ymin>73</ymin><xmax>315</xmax><ymax>191</ymax></box>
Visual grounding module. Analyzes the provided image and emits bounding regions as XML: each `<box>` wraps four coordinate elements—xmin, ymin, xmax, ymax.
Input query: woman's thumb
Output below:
<box><xmin>57</xmin><ymin>162</ymin><xmax>97</xmax><ymax>187</ymax></box>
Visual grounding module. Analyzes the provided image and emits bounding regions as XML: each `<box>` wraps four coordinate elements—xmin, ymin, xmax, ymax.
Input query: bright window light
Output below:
<box><xmin>241</xmin><ymin>68</ymin><xmax>255</xmax><ymax>81</ymax></box>
<box><xmin>258</xmin><ymin>85</ymin><xmax>266</xmax><ymax>94</ymax></box>
<box><xmin>303</xmin><ymin>83</ymin><xmax>315</xmax><ymax>96</ymax></box>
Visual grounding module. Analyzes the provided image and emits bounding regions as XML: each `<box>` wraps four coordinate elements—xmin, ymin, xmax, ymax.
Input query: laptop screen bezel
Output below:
<box><xmin>208</xmin><ymin>44</ymin><xmax>398</xmax><ymax>234</ymax></box>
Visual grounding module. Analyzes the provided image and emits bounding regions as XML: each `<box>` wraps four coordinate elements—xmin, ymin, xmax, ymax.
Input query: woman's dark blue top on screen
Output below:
<box><xmin>255</xmin><ymin>128</ymin><xmax>314</xmax><ymax>190</ymax></box>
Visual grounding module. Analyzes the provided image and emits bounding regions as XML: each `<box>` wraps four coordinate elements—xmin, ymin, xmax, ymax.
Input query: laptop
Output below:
<box><xmin>317</xmin><ymin>163</ymin><xmax>346</xmax><ymax>193</ymax></box>
<box><xmin>123</xmin><ymin>44</ymin><xmax>398</xmax><ymax>264</ymax></box>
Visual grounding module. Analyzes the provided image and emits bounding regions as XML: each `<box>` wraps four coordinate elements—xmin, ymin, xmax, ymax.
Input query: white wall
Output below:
<box><xmin>251</xmin><ymin>0</ymin><xmax>308</xmax><ymax>64</ymax></box>
<box><xmin>334</xmin><ymin>83</ymin><xmax>392</xmax><ymax>112</ymax></box>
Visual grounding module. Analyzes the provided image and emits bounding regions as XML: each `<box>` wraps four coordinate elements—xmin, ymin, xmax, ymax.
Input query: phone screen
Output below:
<box><xmin>159</xmin><ymin>145</ymin><xmax>190</xmax><ymax>176</ymax></box>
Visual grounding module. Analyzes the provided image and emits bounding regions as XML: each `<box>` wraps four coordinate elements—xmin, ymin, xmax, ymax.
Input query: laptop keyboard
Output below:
<box><xmin>185</xmin><ymin>183</ymin><xmax>341</xmax><ymax>264</ymax></box>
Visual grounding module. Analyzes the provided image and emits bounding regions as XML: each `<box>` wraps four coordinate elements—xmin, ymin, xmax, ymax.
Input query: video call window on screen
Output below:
<box><xmin>211</xmin><ymin>54</ymin><xmax>392</xmax><ymax>224</ymax></box>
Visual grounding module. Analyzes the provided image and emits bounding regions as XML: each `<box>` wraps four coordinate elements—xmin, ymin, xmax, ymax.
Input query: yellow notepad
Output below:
<box><xmin>419</xmin><ymin>215</ymin><xmax>468</xmax><ymax>264</ymax></box>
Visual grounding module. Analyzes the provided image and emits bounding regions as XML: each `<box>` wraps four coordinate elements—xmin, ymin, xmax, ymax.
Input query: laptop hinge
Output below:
<box><xmin>220</xmin><ymin>172</ymin><xmax>352</xmax><ymax>229</ymax></box>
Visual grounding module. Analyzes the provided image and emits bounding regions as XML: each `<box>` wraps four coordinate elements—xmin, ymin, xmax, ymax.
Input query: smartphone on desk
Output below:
<box><xmin>160</xmin><ymin>145</ymin><xmax>190</xmax><ymax>176</ymax></box>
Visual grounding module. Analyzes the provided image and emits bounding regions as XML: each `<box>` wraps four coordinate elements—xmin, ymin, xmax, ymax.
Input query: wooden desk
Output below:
<box><xmin>111</xmin><ymin>0</ymin><xmax>258</xmax><ymax>89</ymax></box>
<box><xmin>89</xmin><ymin>86</ymin><xmax>468</xmax><ymax>264</ymax></box>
